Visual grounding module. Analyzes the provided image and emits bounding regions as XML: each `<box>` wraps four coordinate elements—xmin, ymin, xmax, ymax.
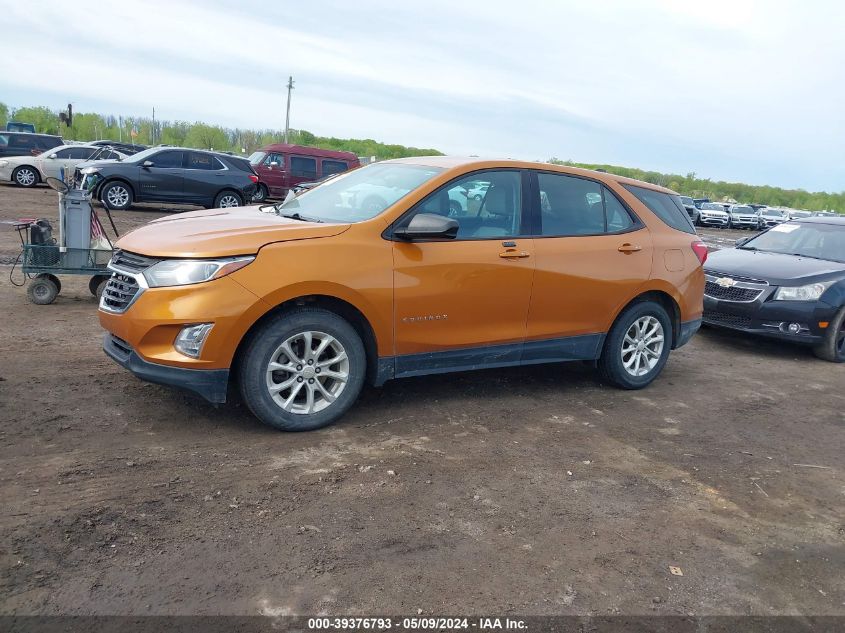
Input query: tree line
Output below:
<box><xmin>1</xmin><ymin>103</ymin><xmax>839</xmax><ymax>211</ymax></box>
<box><xmin>0</xmin><ymin>103</ymin><xmax>441</xmax><ymax>160</ymax></box>
<box><xmin>549</xmin><ymin>159</ymin><xmax>842</xmax><ymax>213</ymax></box>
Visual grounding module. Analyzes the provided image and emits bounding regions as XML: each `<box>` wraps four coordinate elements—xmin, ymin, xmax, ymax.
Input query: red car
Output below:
<box><xmin>248</xmin><ymin>144</ymin><xmax>359</xmax><ymax>201</ymax></box>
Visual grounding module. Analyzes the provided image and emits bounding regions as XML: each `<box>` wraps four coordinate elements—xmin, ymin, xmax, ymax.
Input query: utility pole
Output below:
<box><xmin>284</xmin><ymin>76</ymin><xmax>294</xmax><ymax>144</ymax></box>
<box><xmin>151</xmin><ymin>107</ymin><xmax>156</xmax><ymax>145</ymax></box>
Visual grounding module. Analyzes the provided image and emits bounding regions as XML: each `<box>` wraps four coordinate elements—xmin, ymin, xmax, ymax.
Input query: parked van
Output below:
<box><xmin>248</xmin><ymin>144</ymin><xmax>360</xmax><ymax>201</ymax></box>
<box><xmin>99</xmin><ymin>157</ymin><xmax>706</xmax><ymax>432</ymax></box>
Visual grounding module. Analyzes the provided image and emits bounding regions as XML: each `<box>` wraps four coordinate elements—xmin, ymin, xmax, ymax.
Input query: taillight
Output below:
<box><xmin>691</xmin><ymin>240</ymin><xmax>708</xmax><ymax>265</ymax></box>
<box><xmin>248</xmin><ymin>175</ymin><xmax>259</xmax><ymax>183</ymax></box>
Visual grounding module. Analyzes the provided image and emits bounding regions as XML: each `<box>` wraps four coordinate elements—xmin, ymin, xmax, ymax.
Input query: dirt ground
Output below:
<box><xmin>0</xmin><ymin>183</ymin><xmax>843</xmax><ymax>616</ymax></box>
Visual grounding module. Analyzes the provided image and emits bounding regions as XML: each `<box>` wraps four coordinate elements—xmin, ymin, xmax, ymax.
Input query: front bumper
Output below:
<box><xmin>0</xmin><ymin>165</ymin><xmax>14</xmax><ymax>182</ymax></box>
<box><xmin>729</xmin><ymin>217</ymin><xmax>758</xmax><ymax>228</ymax></box>
<box><xmin>103</xmin><ymin>333</ymin><xmax>229</xmax><ymax>403</ymax></box>
<box><xmin>699</xmin><ymin>216</ymin><xmax>729</xmax><ymax>227</ymax></box>
<box><xmin>703</xmin><ymin>294</ymin><xmax>837</xmax><ymax>344</ymax></box>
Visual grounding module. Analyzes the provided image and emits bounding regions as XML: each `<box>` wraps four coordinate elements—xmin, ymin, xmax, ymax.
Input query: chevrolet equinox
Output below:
<box><xmin>99</xmin><ymin>158</ymin><xmax>706</xmax><ymax>431</ymax></box>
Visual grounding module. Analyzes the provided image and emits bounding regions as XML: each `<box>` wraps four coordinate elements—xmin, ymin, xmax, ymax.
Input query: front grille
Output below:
<box><xmin>704</xmin><ymin>311</ymin><xmax>753</xmax><ymax>329</ymax></box>
<box><xmin>101</xmin><ymin>273</ymin><xmax>141</xmax><ymax>312</ymax></box>
<box><xmin>704</xmin><ymin>282</ymin><xmax>763</xmax><ymax>302</ymax></box>
<box><xmin>705</xmin><ymin>271</ymin><xmax>769</xmax><ymax>285</ymax></box>
<box><xmin>111</xmin><ymin>250</ymin><xmax>160</xmax><ymax>273</ymax></box>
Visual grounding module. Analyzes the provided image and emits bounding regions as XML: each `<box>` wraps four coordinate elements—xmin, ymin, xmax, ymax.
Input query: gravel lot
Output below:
<box><xmin>1</xmin><ymin>184</ymin><xmax>843</xmax><ymax>616</ymax></box>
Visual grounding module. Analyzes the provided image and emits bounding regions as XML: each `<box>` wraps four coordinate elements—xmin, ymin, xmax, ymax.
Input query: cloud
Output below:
<box><xmin>0</xmin><ymin>0</ymin><xmax>842</xmax><ymax>190</ymax></box>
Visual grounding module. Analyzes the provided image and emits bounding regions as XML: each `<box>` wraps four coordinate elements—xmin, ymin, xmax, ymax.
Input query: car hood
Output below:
<box><xmin>115</xmin><ymin>205</ymin><xmax>350</xmax><ymax>258</ymax></box>
<box><xmin>76</xmin><ymin>158</ymin><xmax>128</xmax><ymax>170</ymax></box>
<box><xmin>705</xmin><ymin>248</ymin><xmax>845</xmax><ymax>285</ymax></box>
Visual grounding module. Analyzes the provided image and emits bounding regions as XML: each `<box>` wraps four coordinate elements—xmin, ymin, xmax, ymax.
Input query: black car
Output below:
<box><xmin>0</xmin><ymin>131</ymin><xmax>63</xmax><ymax>158</ymax></box>
<box><xmin>679</xmin><ymin>195</ymin><xmax>700</xmax><ymax>225</ymax></box>
<box><xmin>77</xmin><ymin>147</ymin><xmax>259</xmax><ymax>210</ymax></box>
<box><xmin>702</xmin><ymin>217</ymin><xmax>845</xmax><ymax>361</ymax></box>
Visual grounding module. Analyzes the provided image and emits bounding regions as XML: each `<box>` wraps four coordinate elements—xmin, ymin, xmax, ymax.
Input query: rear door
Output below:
<box><xmin>524</xmin><ymin>171</ymin><xmax>653</xmax><ymax>358</ymax></box>
<box><xmin>288</xmin><ymin>155</ymin><xmax>318</xmax><ymax>190</ymax></box>
<box><xmin>182</xmin><ymin>151</ymin><xmax>227</xmax><ymax>204</ymax></box>
<box><xmin>138</xmin><ymin>150</ymin><xmax>184</xmax><ymax>201</ymax></box>
<box><xmin>321</xmin><ymin>159</ymin><xmax>350</xmax><ymax>177</ymax></box>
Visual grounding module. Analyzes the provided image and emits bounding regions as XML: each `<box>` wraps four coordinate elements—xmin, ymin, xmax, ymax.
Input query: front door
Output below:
<box><xmin>525</xmin><ymin>171</ymin><xmax>653</xmax><ymax>359</ymax></box>
<box><xmin>391</xmin><ymin>169</ymin><xmax>535</xmax><ymax>376</ymax></box>
<box><xmin>138</xmin><ymin>150</ymin><xmax>185</xmax><ymax>201</ymax></box>
<box><xmin>259</xmin><ymin>152</ymin><xmax>287</xmax><ymax>197</ymax></box>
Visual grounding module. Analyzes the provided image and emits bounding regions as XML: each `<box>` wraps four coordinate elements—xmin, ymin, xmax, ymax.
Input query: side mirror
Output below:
<box><xmin>48</xmin><ymin>153</ymin><xmax>57</xmax><ymax>159</ymax></box>
<box><xmin>735</xmin><ymin>237</ymin><xmax>750</xmax><ymax>247</ymax></box>
<box><xmin>45</xmin><ymin>177</ymin><xmax>69</xmax><ymax>193</ymax></box>
<box><xmin>270</xmin><ymin>161</ymin><xmax>280</xmax><ymax>167</ymax></box>
<box><xmin>142</xmin><ymin>160</ymin><xmax>154</xmax><ymax>168</ymax></box>
<box><xmin>394</xmin><ymin>213</ymin><xmax>459</xmax><ymax>240</ymax></box>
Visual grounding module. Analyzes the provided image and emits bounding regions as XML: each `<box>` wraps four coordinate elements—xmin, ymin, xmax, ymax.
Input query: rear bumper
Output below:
<box><xmin>103</xmin><ymin>333</ymin><xmax>229</xmax><ymax>403</ymax></box>
<box><xmin>676</xmin><ymin>318</ymin><xmax>702</xmax><ymax>348</ymax></box>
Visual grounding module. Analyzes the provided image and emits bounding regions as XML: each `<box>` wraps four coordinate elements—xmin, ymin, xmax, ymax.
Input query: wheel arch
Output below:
<box><xmin>12</xmin><ymin>163</ymin><xmax>41</xmax><ymax>184</ymax></box>
<box><xmin>612</xmin><ymin>288</ymin><xmax>683</xmax><ymax>349</ymax></box>
<box><xmin>98</xmin><ymin>176</ymin><xmax>136</xmax><ymax>200</ymax></box>
<box><xmin>233</xmin><ymin>293</ymin><xmax>382</xmax><ymax>386</ymax></box>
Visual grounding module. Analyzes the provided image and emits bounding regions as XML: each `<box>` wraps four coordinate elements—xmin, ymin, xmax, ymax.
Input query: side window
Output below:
<box><xmin>624</xmin><ymin>184</ymin><xmax>696</xmax><ymax>234</ymax></box>
<box><xmin>187</xmin><ymin>152</ymin><xmax>223</xmax><ymax>170</ymax></box>
<box><xmin>604</xmin><ymin>188</ymin><xmax>635</xmax><ymax>232</ymax></box>
<box><xmin>54</xmin><ymin>148</ymin><xmax>75</xmax><ymax>159</ymax></box>
<box><xmin>406</xmin><ymin>170</ymin><xmax>523</xmax><ymax>240</ymax></box>
<box><xmin>68</xmin><ymin>147</ymin><xmax>96</xmax><ymax>159</ymax></box>
<box><xmin>290</xmin><ymin>156</ymin><xmax>318</xmax><ymax>178</ymax></box>
<box><xmin>38</xmin><ymin>137</ymin><xmax>62</xmax><ymax>149</ymax></box>
<box><xmin>10</xmin><ymin>135</ymin><xmax>35</xmax><ymax>149</ymax></box>
<box><xmin>322</xmin><ymin>159</ymin><xmax>348</xmax><ymax>176</ymax></box>
<box><xmin>263</xmin><ymin>153</ymin><xmax>284</xmax><ymax>166</ymax></box>
<box><xmin>537</xmin><ymin>173</ymin><xmax>605</xmax><ymax>236</ymax></box>
<box><xmin>151</xmin><ymin>151</ymin><xmax>183</xmax><ymax>168</ymax></box>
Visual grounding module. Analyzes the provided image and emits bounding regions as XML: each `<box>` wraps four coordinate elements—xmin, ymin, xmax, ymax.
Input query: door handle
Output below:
<box><xmin>618</xmin><ymin>243</ymin><xmax>642</xmax><ymax>253</ymax></box>
<box><xmin>499</xmin><ymin>250</ymin><xmax>530</xmax><ymax>259</ymax></box>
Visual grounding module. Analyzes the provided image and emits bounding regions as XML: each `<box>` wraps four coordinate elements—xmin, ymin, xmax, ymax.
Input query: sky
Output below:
<box><xmin>1</xmin><ymin>0</ymin><xmax>843</xmax><ymax>192</ymax></box>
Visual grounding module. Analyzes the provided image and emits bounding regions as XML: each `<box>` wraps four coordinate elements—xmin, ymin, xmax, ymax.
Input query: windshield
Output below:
<box><xmin>275</xmin><ymin>163</ymin><xmax>444</xmax><ymax>223</ymax></box>
<box><xmin>248</xmin><ymin>151</ymin><xmax>266</xmax><ymax>165</ymax></box>
<box><xmin>679</xmin><ymin>196</ymin><xmax>693</xmax><ymax>205</ymax></box>
<box><xmin>732</xmin><ymin>206</ymin><xmax>753</xmax><ymax>213</ymax></box>
<box><xmin>764</xmin><ymin>209</ymin><xmax>785</xmax><ymax>216</ymax></box>
<box><xmin>702</xmin><ymin>203</ymin><xmax>725</xmax><ymax>211</ymax></box>
<box><xmin>122</xmin><ymin>147</ymin><xmax>163</xmax><ymax>163</ymax></box>
<box><xmin>740</xmin><ymin>222</ymin><xmax>845</xmax><ymax>263</ymax></box>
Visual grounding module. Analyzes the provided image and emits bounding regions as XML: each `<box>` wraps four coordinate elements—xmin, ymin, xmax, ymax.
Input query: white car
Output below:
<box><xmin>697</xmin><ymin>202</ymin><xmax>730</xmax><ymax>228</ymax></box>
<box><xmin>0</xmin><ymin>144</ymin><xmax>126</xmax><ymax>187</ymax></box>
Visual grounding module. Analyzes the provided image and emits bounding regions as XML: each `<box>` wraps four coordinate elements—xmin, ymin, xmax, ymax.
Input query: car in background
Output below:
<box><xmin>697</xmin><ymin>202</ymin><xmax>730</xmax><ymax>228</ymax></box>
<box><xmin>679</xmin><ymin>195</ymin><xmax>700</xmax><ymax>225</ymax></box>
<box><xmin>728</xmin><ymin>204</ymin><xmax>759</xmax><ymax>230</ymax></box>
<box><xmin>248</xmin><ymin>144</ymin><xmax>359</xmax><ymax>202</ymax></box>
<box><xmin>97</xmin><ymin>157</ymin><xmax>706</xmax><ymax>431</ymax></box>
<box><xmin>0</xmin><ymin>144</ymin><xmax>127</xmax><ymax>187</ymax></box>
<box><xmin>5</xmin><ymin>121</ymin><xmax>36</xmax><ymax>133</ymax></box>
<box><xmin>757</xmin><ymin>207</ymin><xmax>789</xmax><ymax>229</ymax></box>
<box><xmin>0</xmin><ymin>131</ymin><xmax>63</xmax><ymax>159</ymax></box>
<box><xmin>78</xmin><ymin>146</ymin><xmax>258</xmax><ymax>210</ymax></box>
<box><xmin>90</xmin><ymin>140</ymin><xmax>148</xmax><ymax>156</ymax></box>
<box><xmin>693</xmin><ymin>197</ymin><xmax>710</xmax><ymax>209</ymax></box>
<box><xmin>813</xmin><ymin>211</ymin><xmax>838</xmax><ymax>218</ymax></box>
<box><xmin>789</xmin><ymin>210</ymin><xmax>813</xmax><ymax>219</ymax></box>
<box><xmin>703</xmin><ymin>217</ymin><xmax>845</xmax><ymax>362</ymax></box>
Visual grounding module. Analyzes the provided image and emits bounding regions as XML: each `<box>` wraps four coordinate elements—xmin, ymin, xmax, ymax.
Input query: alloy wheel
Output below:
<box><xmin>107</xmin><ymin>186</ymin><xmax>129</xmax><ymax>207</ymax></box>
<box><xmin>265</xmin><ymin>331</ymin><xmax>350</xmax><ymax>415</ymax></box>
<box><xmin>621</xmin><ymin>316</ymin><xmax>664</xmax><ymax>377</ymax></box>
<box><xmin>16</xmin><ymin>168</ymin><xmax>36</xmax><ymax>186</ymax></box>
<box><xmin>219</xmin><ymin>195</ymin><xmax>240</xmax><ymax>207</ymax></box>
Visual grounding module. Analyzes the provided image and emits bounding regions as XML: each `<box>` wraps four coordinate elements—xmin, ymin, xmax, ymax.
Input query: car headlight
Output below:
<box><xmin>143</xmin><ymin>256</ymin><xmax>255</xmax><ymax>288</ymax></box>
<box><xmin>773</xmin><ymin>281</ymin><xmax>834</xmax><ymax>301</ymax></box>
<box><xmin>80</xmin><ymin>167</ymin><xmax>100</xmax><ymax>174</ymax></box>
<box><xmin>0</xmin><ymin>160</ymin><xmax>8</xmax><ymax>168</ymax></box>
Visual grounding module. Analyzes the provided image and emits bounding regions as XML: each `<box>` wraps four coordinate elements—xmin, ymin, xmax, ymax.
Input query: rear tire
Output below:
<box><xmin>812</xmin><ymin>306</ymin><xmax>845</xmax><ymax>363</ymax></box>
<box><xmin>214</xmin><ymin>190</ymin><xmax>243</xmax><ymax>208</ymax></box>
<box><xmin>89</xmin><ymin>275</ymin><xmax>110</xmax><ymax>299</ymax></box>
<box><xmin>598</xmin><ymin>300</ymin><xmax>672</xmax><ymax>389</ymax></box>
<box><xmin>252</xmin><ymin>184</ymin><xmax>268</xmax><ymax>203</ymax></box>
<box><xmin>27</xmin><ymin>275</ymin><xmax>59</xmax><ymax>305</ymax></box>
<box><xmin>238</xmin><ymin>308</ymin><xmax>366</xmax><ymax>431</ymax></box>
<box><xmin>13</xmin><ymin>166</ymin><xmax>40</xmax><ymax>187</ymax></box>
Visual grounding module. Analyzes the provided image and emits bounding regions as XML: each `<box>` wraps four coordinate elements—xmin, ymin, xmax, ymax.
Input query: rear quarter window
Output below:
<box><xmin>623</xmin><ymin>184</ymin><xmax>696</xmax><ymax>234</ymax></box>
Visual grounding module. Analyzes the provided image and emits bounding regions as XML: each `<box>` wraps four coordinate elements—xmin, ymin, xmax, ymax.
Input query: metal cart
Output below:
<box><xmin>14</xmin><ymin>177</ymin><xmax>117</xmax><ymax>305</ymax></box>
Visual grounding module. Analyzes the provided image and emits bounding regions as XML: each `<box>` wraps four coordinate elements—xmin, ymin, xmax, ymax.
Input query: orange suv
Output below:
<box><xmin>99</xmin><ymin>158</ymin><xmax>706</xmax><ymax>431</ymax></box>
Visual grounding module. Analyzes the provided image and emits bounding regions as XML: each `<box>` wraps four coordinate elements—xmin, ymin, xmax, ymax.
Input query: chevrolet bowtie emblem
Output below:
<box><xmin>716</xmin><ymin>277</ymin><xmax>736</xmax><ymax>288</ymax></box>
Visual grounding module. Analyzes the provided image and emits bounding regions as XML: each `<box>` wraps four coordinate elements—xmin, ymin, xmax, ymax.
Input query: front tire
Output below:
<box><xmin>27</xmin><ymin>274</ymin><xmax>60</xmax><ymax>305</ymax></box>
<box><xmin>13</xmin><ymin>166</ymin><xmax>40</xmax><ymax>187</ymax></box>
<box><xmin>214</xmin><ymin>190</ymin><xmax>243</xmax><ymax>208</ymax></box>
<box><xmin>102</xmin><ymin>181</ymin><xmax>133</xmax><ymax>210</ymax></box>
<box><xmin>813</xmin><ymin>306</ymin><xmax>845</xmax><ymax>362</ymax></box>
<box><xmin>598</xmin><ymin>301</ymin><xmax>672</xmax><ymax>389</ymax></box>
<box><xmin>238</xmin><ymin>308</ymin><xmax>366</xmax><ymax>431</ymax></box>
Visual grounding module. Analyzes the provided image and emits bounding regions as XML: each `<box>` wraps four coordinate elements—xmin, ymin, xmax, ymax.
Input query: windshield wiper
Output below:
<box><xmin>788</xmin><ymin>253</ymin><xmax>827</xmax><ymax>261</ymax></box>
<box><xmin>278</xmin><ymin>211</ymin><xmax>323</xmax><ymax>223</ymax></box>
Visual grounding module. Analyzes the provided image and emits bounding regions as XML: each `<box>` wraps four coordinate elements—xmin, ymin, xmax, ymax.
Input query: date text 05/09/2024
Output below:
<box><xmin>307</xmin><ymin>617</ymin><xmax>528</xmax><ymax>630</ymax></box>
